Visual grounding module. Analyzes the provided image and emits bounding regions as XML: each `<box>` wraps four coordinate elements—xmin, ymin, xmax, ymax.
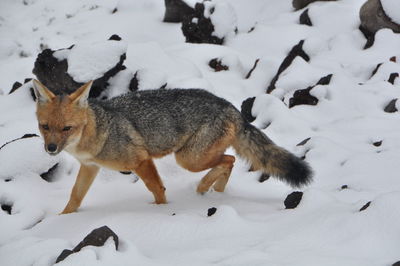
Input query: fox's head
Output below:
<box><xmin>32</xmin><ymin>80</ymin><xmax>93</xmax><ymax>155</ymax></box>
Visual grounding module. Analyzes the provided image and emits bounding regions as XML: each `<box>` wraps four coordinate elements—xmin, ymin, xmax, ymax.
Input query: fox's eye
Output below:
<box><xmin>63</xmin><ymin>126</ymin><xmax>72</xmax><ymax>131</ymax></box>
<box><xmin>42</xmin><ymin>124</ymin><xmax>49</xmax><ymax>130</ymax></box>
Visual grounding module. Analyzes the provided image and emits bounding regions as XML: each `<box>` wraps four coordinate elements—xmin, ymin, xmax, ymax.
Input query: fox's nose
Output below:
<box><xmin>47</xmin><ymin>143</ymin><xmax>58</xmax><ymax>153</ymax></box>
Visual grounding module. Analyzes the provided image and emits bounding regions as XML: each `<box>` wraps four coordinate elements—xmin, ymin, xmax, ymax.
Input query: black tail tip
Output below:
<box><xmin>284</xmin><ymin>156</ymin><xmax>313</xmax><ymax>188</ymax></box>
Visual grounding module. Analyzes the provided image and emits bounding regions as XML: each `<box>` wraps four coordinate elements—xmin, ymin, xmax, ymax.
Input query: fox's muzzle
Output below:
<box><xmin>45</xmin><ymin>143</ymin><xmax>60</xmax><ymax>155</ymax></box>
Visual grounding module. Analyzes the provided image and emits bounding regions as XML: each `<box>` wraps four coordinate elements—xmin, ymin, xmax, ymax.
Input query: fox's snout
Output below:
<box><xmin>46</xmin><ymin>143</ymin><xmax>59</xmax><ymax>155</ymax></box>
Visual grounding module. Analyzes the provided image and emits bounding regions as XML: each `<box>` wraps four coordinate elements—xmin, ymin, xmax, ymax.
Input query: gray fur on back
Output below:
<box><xmin>89</xmin><ymin>89</ymin><xmax>243</xmax><ymax>156</ymax></box>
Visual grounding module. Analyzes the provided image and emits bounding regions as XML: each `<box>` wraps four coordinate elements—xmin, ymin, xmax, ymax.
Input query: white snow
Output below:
<box><xmin>381</xmin><ymin>0</ymin><xmax>400</xmax><ymax>25</ymax></box>
<box><xmin>1</xmin><ymin>0</ymin><xmax>400</xmax><ymax>265</ymax></box>
<box><xmin>204</xmin><ymin>1</ymin><xmax>238</xmax><ymax>40</ymax></box>
<box><xmin>66</xmin><ymin>40</ymin><xmax>127</xmax><ymax>83</ymax></box>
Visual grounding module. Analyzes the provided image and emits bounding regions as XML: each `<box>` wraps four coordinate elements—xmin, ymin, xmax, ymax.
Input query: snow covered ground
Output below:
<box><xmin>1</xmin><ymin>0</ymin><xmax>400</xmax><ymax>265</ymax></box>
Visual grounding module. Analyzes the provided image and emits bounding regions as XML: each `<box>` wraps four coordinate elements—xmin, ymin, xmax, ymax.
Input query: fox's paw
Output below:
<box><xmin>59</xmin><ymin>207</ymin><xmax>77</xmax><ymax>215</ymax></box>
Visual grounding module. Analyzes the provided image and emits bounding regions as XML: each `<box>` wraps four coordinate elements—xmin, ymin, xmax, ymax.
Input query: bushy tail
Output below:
<box><xmin>233</xmin><ymin>122</ymin><xmax>312</xmax><ymax>187</ymax></box>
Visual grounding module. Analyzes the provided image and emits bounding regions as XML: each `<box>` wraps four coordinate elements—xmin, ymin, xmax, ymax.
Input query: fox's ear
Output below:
<box><xmin>32</xmin><ymin>79</ymin><xmax>56</xmax><ymax>103</ymax></box>
<box><xmin>69</xmin><ymin>81</ymin><xmax>93</xmax><ymax>107</ymax></box>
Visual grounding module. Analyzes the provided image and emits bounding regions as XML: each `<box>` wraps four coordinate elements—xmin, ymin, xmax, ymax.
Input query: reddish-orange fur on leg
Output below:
<box><xmin>134</xmin><ymin>159</ymin><xmax>167</xmax><ymax>204</ymax></box>
<box><xmin>61</xmin><ymin>164</ymin><xmax>99</xmax><ymax>214</ymax></box>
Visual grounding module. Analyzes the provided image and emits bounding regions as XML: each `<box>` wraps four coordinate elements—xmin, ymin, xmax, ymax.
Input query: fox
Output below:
<box><xmin>32</xmin><ymin>79</ymin><xmax>312</xmax><ymax>214</ymax></box>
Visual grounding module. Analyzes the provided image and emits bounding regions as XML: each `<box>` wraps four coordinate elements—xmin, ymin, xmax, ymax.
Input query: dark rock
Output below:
<box><xmin>21</xmin><ymin>133</ymin><xmax>39</xmax><ymax>139</ymax></box>
<box><xmin>0</xmin><ymin>133</ymin><xmax>39</xmax><ymax>151</ymax></box>
<box><xmin>299</xmin><ymin>9</ymin><xmax>312</xmax><ymax>26</ymax></box>
<box><xmin>73</xmin><ymin>226</ymin><xmax>119</xmax><ymax>251</ymax></box>
<box><xmin>56</xmin><ymin>250</ymin><xmax>74</xmax><ymax>263</ymax></box>
<box><xmin>159</xmin><ymin>83</ymin><xmax>168</xmax><ymax>89</ymax></box>
<box><xmin>384</xmin><ymin>99</ymin><xmax>398</xmax><ymax>113</ymax></box>
<box><xmin>209</xmin><ymin>58</ymin><xmax>229</xmax><ymax>71</ymax></box>
<box><xmin>372</xmin><ymin>140</ymin><xmax>382</xmax><ymax>147</ymax></box>
<box><xmin>33</xmin><ymin>39</ymin><xmax>127</xmax><ymax>98</ymax></box>
<box><xmin>207</xmin><ymin>207</ymin><xmax>217</xmax><ymax>217</ymax></box>
<box><xmin>40</xmin><ymin>163</ymin><xmax>59</xmax><ymax>182</ymax></box>
<box><xmin>245</xmin><ymin>59</ymin><xmax>260</xmax><ymax>79</ymax></box>
<box><xmin>360</xmin><ymin>0</ymin><xmax>400</xmax><ymax>49</ymax></box>
<box><xmin>4</xmin><ymin>178</ymin><xmax>13</xmax><ymax>182</ymax></box>
<box><xmin>293</xmin><ymin>0</ymin><xmax>337</xmax><ymax>10</ymax></box>
<box><xmin>388</xmin><ymin>73</ymin><xmax>399</xmax><ymax>84</ymax></box>
<box><xmin>359</xmin><ymin>201</ymin><xmax>371</xmax><ymax>211</ymax></box>
<box><xmin>296</xmin><ymin>137</ymin><xmax>311</xmax><ymax>146</ymax></box>
<box><xmin>390</xmin><ymin>56</ymin><xmax>397</xmax><ymax>63</ymax></box>
<box><xmin>181</xmin><ymin>2</ymin><xmax>224</xmax><ymax>45</ymax></box>
<box><xmin>108</xmin><ymin>34</ymin><xmax>122</xmax><ymax>41</ymax></box>
<box><xmin>241</xmin><ymin>97</ymin><xmax>256</xmax><ymax>123</ymax></box>
<box><xmin>370</xmin><ymin>62</ymin><xmax>382</xmax><ymax>78</ymax></box>
<box><xmin>112</xmin><ymin>8</ymin><xmax>118</xmax><ymax>14</ymax></box>
<box><xmin>289</xmin><ymin>87</ymin><xmax>318</xmax><ymax>108</ymax></box>
<box><xmin>9</xmin><ymin>81</ymin><xmax>22</xmax><ymax>94</ymax></box>
<box><xmin>284</xmin><ymin>191</ymin><xmax>303</xmax><ymax>209</ymax></box>
<box><xmin>56</xmin><ymin>226</ymin><xmax>119</xmax><ymax>263</ymax></box>
<box><xmin>267</xmin><ymin>40</ymin><xmax>310</xmax><ymax>93</ymax></box>
<box><xmin>248</xmin><ymin>26</ymin><xmax>256</xmax><ymax>33</ymax></box>
<box><xmin>392</xmin><ymin>261</ymin><xmax>400</xmax><ymax>266</ymax></box>
<box><xmin>289</xmin><ymin>74</ymin><xmax>332</xmax><ymax>108</ymax></box>
<box><xmin>1</xmin><ymin>203</ymin><xmax>12</xmax><ymax>215</ymax></box>
<box><xmin>258</xmin><ymin>173</ymin><xmax>270</xmax><ymax>183</ymax></box>
<box><xmin>129</xmin><ymin>72</ymin><xmax>139</xmax><ymax>91</ymax></box>
<box><xmin>359</xmin><ymin>25</ymin><xmax>376</xmax><ymax>49</ymax></box>
<box><xmin>163</xmin><ymin>0</ymin><xmax>194</xmax><ymax>23</ymax></box>
<box><xmin>360</xmin><ymin>0</ymin><xmax>400</xmax><ymax>35</ymax></box>
<box><xmin>33</xmin><ymin>48</ymin><xmax>81</xmax><ymax>95</ymax></box>
<box><xmin>341</xmin><ymin>185</ymin><xmax>348</xmax><ymax>190</ymax></box>
<box><xmin>316</xmin><ymin>73</ymin><xmax>333</xmax><ymax>85</ymax></box>
<box><xmin>24</xmin><ymin>78</ymin><xmax>32</xmax><ymax>84</ymax></box>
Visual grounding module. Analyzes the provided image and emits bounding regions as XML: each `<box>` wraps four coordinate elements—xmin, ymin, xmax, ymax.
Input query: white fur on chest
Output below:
<box><xmin>65</xmin><ymin>142</ymin><xmax>95</xmax><ymax>164</ymax></box>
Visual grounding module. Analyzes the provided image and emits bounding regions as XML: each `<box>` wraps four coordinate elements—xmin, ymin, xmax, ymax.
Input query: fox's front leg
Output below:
<box><xmin>134</xmin><ymin>159</ymin><xmax>167</xmax><ymax>204</ymax></box>
<box><xmin>60</xmin><ymin>164</ymin><xmax>100</xmax><ymax>214</ymax></box>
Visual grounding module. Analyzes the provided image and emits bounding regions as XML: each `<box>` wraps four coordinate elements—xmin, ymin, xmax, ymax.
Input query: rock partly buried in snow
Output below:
<box><xmin>1</xmin><ymin>202</ymin><xmax>12</xmax><ymax>215</ymax></box>
<box><xmin>284</xmin><ymin>191</ymin><xmax>303</xmax><ymax>209</ymax></box>
<box><xmin>267</xmin><ymin>40</ymin><xmax>310</xmax><ymax>94</ymax></box>
<box><xmin>373</xmin><ymin>140</ymin><xmax>382</xmax><ymax>147</ymax></box>
<box><xmin>359</xmin><ymin>201</ymin><xmax>371</xmax><ymax>211</ymax></box>
<box><xmin>33</xmin><ymin>37</ymin><xmax>127</xmax><ymax>98</ymax></box>
<box><xmin>359</xmin><ymin>0</ymin><xmax>400</xmax><ymax>48</ymax></box>
<box><xmin>299</xmin><ymin>9</ymin><xmax>312</xmax><ymax>26</ymax></box>
<box><xmin>388</xmin><ymin>73</ymin><xmax>399</xmax><ymax>84</ymax></box>
<box><xmin>9</xmin><ymin>81</ymin><xmax>22</xmax><ymax>94</ymax></box>
<box><xmin>296</xmin><ymin>137</ymin><xmax>311</xmax><ymax>146</ymax></box>
<box><xmin>55</xmin><ymin>226</ymin><xmax>119</xmax><ymax>263</ymax></box>
<box><xmin>292</xmin><ymin>0</ymin><xmax>337</xmax><ymax>10</ymax></box>
<box><xmin>209</xmin><ymin>58</ymin><xmax>229</xmax><ymax>71</ymax></box>
<box><xmin>181</xmin><ymin>1</ymin><xmax>237</xmax><ymax>45</ymax></box>
<box><xmin>40</xmin><ymin>163</ymin><xmax>58</xmax><ymax>182</ymax></box>
<box><xmin>245</xmin><ymin>59</ymin><xmax>260</xmax><ymax>79</ymax></box>
<box><xmin>288</xmin><ymin>74</ymin><xmax>332</xmax><ymax>108</ymax></box>
<box><xmin>384</xmin><ymin>99</ymin><xmax>398</xmax><ymax>113</ymax></box>
<box><xmin>240</xmin><ymin>97</ymin><xmax>256</xmax><ymax>123</ymax></box>
<box><xmin>163</xmin><ymin>0</ymin><xmax>195</xmax><ymax>23</ymax></box>
<box><xmin>392</xmin><ymin>261</ymin><xmax>400</xmax><ymax>266</ymax></box>
<box><xmin>207</xmin><ymin>207</ymin><xmax>217</xmax><ymax>217</ymax></box>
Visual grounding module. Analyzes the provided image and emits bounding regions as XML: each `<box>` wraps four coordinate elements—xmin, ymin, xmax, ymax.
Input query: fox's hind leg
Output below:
<box><xmin>196</xmin><ymin>155</ymin><xmax>235</xmax><ymax>193</ymax></box>
<box><xmin>134</xmin><ymin>159</ymin><xmax>167</xmax><ymax>204</ymax></box>
<box><xmin>175</xmin><ymin>122</ymin><xmax>236</xmax><ymax>193</ymax></box>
